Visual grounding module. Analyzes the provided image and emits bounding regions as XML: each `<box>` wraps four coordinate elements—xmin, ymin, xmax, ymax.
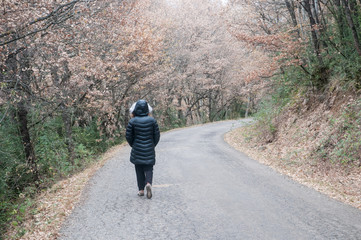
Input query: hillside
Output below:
<box><xmin>225</xmin><ymin>90</ymin><xmax>361</xmax><ymax>210</ymax></box>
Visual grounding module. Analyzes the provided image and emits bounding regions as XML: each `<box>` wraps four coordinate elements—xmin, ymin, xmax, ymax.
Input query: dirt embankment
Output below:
<box><xmin>225</xmin><ymin>91</ymin><xmax>361</xmax><ymax>210</ymax></box>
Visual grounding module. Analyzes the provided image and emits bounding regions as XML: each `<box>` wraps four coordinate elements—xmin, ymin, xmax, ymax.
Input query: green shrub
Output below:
<box><xmin>0</xmin><ymin>114</ymin><xmax>28</xmax><ymax>237</ymax></box>
<box><xmin>34</xmin><ymin>117</ymin><xmax>69</xmax><ymax>177</ymax></box>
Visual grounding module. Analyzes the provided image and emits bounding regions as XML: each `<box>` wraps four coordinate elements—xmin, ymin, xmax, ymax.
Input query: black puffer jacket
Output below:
<box><xmin>126</xmin><ymin>100</ymin><xmax>160</xmax><ymax>165</ymax></box>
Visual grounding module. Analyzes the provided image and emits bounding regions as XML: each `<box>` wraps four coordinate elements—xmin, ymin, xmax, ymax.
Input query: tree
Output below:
<box><xmin>144</xmin><ymin>0</ymin><xmax>248</xmax><ymax>124</ymax></box>
<box><xmin>0</xmin><ymin>0</ymin><xmax>162</xmax><ymax>190</ymax></box>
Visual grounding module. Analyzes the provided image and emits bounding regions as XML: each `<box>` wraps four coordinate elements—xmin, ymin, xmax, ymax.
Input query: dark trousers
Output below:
<box><xmin>135</xmin><ymin>164</ymin><xmax>153</xmax><ymax>190</ymax></box>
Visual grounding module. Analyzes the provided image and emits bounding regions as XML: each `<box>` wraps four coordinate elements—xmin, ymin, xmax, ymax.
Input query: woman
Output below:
<box><xmin>126</xmin><ymin>100</ymin><xmax>160</xmax><ymax>199</ymax></box>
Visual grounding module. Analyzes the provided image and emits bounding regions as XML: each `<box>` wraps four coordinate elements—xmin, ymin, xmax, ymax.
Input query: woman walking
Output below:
<box><xmin>126</xmin><ymin>100</ymin><xmax>160</xmax><ymax>199</ymax></box>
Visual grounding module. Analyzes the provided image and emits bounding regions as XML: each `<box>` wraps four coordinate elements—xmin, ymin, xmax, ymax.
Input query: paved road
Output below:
<box><xmin>60</xmin><ymin>120</ymin><xmax>361</xmax><ymax>240</ymax></box>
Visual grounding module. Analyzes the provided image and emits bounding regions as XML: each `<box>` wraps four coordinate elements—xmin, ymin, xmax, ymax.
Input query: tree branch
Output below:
<box><xmin>0</xmin><ymin>0</ymin><xmax>81</xmax><ymax>47</ymax></box>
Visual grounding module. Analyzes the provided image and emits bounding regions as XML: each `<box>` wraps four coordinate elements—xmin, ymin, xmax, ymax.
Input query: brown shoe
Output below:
<box><xmin>138</xmin><ymin>190</ymin><xmax>144</xmax><ymax>196</ymax></box>
<box><xmin>146</xmin><ymin>183</ymin><xmax>152</xmax><ymax>199</ymax></box>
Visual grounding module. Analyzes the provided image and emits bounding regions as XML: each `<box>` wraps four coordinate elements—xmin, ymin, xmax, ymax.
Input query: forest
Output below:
<box><xmin>1</xmin><ymin>0</ymin><xmax>361</xmax><ymax>237</ymax></box>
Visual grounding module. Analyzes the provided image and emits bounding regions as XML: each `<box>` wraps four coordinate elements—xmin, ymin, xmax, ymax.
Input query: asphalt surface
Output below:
<box><xmin>60</xmin><ymin>120</ymin><xmax>361</xmax><ymax>240</ymax></box>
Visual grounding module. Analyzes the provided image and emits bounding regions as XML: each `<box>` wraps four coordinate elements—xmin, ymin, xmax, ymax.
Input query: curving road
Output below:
<box><xmin>60</xmin><ymin>120</ymin><xmax>361</xmax><ymax>240</ymax></box>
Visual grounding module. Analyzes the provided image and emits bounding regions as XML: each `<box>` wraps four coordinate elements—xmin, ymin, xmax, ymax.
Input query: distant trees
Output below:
<box><xmin>145</xmin><ymin>0</ymin><xmax>249</xmax><ymax>125</ymax></box>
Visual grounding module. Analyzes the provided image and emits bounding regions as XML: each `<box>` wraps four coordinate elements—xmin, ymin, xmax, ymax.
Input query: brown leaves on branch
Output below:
<box><xmin>1</xmin><ymin>0</ymin><xmax>162</xmax><ymax>132</ymax></box>
<box><xmin>226</xmin><ymin>0</ymin><xmax>308</xmax><ymax>84</ymax></box>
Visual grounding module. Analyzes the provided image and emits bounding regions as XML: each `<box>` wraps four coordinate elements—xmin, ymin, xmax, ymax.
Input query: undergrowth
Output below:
<box><xmin>315</xmin><ymin>99</ymin><xmax>361</xmax><ymax>167</ymax></box>
<box><xmin>251</xmin><ymin>72</ymin><xmax>299</xmax><ymax>143</ymax></box>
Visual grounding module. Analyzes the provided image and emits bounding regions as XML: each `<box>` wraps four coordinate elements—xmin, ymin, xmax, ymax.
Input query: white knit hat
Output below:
<box><xmin>129</xmin><ymin>101</ymin><xmax>153</xmax><ymax>114</ymax></box>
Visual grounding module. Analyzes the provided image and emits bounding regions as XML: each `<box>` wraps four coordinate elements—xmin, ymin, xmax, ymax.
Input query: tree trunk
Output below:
<box><xmin>62</xmin><ymin>105</ymin><xmax>75</xmax><ymax>165</ymax></box>
<box><xmin>16</xmin><ymin>48</ymin><xmax>40</xmax><ymax>184</ymax></box>
<box><xmin>350</xmin><ymin>0</ymin><xmax>361</xmax><ymax>30</ymax></box>
<box><xmin>302</xmin><ymin>0</ymin><xmax>324</xmax><ymax>66</ymax></box>
<box><xmin>285</xmin><ymin>0</ymin><xmax>299</xmax><ymax>36</ymax></box>
<box><xmin>189</xmin><ymin>107</ymin><xmax>194</xmax><ymax>124</ymax></box>
<box><xmin>208</xmin><ymin>91</ymin><xmax>212</xmax><ymax>122</ymax></box>
<box><xmin>245</xmin><ymin>93</ymin><xmax>251</xmax><ymax>118</ymax></box>
<box><xmin>311</xmin><ymin>0</ymin><xmax>320</xmax><ymax>24</ymax></box>
<box><xmin>316</xmin><ymin>0</ymin><xmax>329</xmax><ymax>50</ymax></box>
<box><xmin>333</xmin><ymin>0</ymin><xmax>347</xmax><ymax>41</ymax></box>
<box><xmin>196</xmin><ymin>101</ymin><xmax>202</xmax><ymax>123</ymax></box>
<box><xmin>299</xmin><ymin>2</ymin><xmax>307</xmax><ymax>38</ymax></box>
<box><xmin>177</xmin><ymin>97</ymin><xmax>184</xmax><ymax>123</ymax></box>
<box><xmin>341</xmin><ymin>0</ymin><xmax>361</xmax><ymax>55</ymax></box>
<box><xmin>17</xmin><ymin>101</ymin><xmax>39</xmax><ymax>183</ymax></box>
